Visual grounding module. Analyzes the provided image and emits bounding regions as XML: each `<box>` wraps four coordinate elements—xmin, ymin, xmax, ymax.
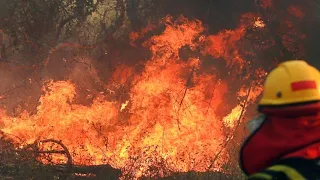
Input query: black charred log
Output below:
<box><xmin>0</xmin><ymin>163</ymin><xmax>121</xmax><ymax>180</ymax></box>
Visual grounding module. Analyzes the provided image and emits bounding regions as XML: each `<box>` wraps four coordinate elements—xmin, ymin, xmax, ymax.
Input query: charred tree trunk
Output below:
<box><xmin>126</xmin><ymin>0</ymin><xmax>142</xmax><ymax>31</ymax></box>
<box><xmin>76</xmin><ymin>0</ymin><xmax>86</xmax><ymax>22</ymax></box>
<box><xmin>114</xmin><ymin>0</ymin><xmax>125</xmax><ymax>29</ymax></box>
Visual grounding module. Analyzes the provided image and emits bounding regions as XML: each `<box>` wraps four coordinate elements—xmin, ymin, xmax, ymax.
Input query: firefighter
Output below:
<box><xmin>240</xmin><ymin>60</ymin><xmax>320</xmax><ymax>180</ymax></box>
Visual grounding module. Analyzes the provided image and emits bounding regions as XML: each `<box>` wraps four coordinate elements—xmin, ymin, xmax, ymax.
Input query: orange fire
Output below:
<box><xmin>0</xmin><ymin>15</ymin><xmax>266</xmax><ymax>178</ymax></box>
<box><xmin>254</xmin><ymin>18</ymin><xmax>266</xmax><ymax>28</ymax></box>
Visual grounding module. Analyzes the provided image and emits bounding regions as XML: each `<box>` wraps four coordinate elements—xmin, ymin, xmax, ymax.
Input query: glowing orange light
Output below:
<box><xmin>0</xmin><ymin>14</ymin><xmax>266</xmax><ymax>178</ymax></box>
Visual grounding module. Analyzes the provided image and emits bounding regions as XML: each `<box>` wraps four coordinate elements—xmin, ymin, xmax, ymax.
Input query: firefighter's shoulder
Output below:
<box><xmin>247</xmin><ymin>158</ymin><xmax>320</xmax><ymax>180</ymax></box>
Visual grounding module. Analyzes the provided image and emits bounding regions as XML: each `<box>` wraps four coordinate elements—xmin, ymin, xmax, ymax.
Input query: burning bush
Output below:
<box><xmin>0</xmin><ymin>0</ymin><xmax>316</xmax><ymax>179</ymax></box>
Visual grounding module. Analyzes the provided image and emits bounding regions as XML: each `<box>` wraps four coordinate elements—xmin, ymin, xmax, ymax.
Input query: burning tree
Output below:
<box><xmin>0</xmin><ymin>0</ymin><xmax>318</xmax><ymax>179</ymax></box>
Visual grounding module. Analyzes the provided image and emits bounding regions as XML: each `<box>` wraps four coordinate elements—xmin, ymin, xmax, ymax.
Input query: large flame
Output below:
<box><xmin>0</xmin><ymin>15</ymin><xmax>266</xmax><ymax>178</ymax></box>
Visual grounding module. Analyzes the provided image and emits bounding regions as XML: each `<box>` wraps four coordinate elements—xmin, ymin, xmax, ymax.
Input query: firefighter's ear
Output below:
<box><xmin>246</xmin><ymin>114</ymin><xmax>265</xmax><ymax>134</ymax></box>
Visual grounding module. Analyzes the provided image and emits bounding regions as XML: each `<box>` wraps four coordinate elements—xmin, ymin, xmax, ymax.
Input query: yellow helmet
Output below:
<box><xmin>259</xmin><ymin>60</ymin><xmax>320</xmax><ymax>106</ymax></box>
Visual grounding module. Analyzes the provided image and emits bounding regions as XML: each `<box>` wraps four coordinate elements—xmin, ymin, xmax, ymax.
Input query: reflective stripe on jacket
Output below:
<box><xmin>247</xmin><ymin>158</ymin><xmax>320</xmax><ymax>180</ymax></box>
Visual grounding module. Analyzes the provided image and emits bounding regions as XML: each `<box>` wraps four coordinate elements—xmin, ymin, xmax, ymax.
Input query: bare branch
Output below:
<box><xmin>177</xmin><ymin>66</ymin><xmax>195</xmax><ymax>130</ymax></box>
<box><xmin>207</xmin><ymin>81</ymin><xmax>252</xmax><ymax>170</ymax></box>
<box><xmin>39</xmin><ymin>139</ymin><xmax>73</xmax><ymax>166</ymax></box>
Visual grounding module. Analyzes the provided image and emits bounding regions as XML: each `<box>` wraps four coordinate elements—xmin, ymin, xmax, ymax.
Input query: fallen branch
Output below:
<box><xmin>0</xmin><ymin>163</ymin><xmax>121</xmax><ymax>180</ymax></box>
<box><xmin>37</xmin><ymin>150</ymin><xmax>66</xmax><ymax>154</ymax></box>
<box><xmin>38</xmin><ymin>139</ymin><xmax>73</xmax><ymax>166</ymax></box>
<box><xmin>0</xmin><ymin>137</ymin><xmax>121</xmax><ymax>179</ymax></box>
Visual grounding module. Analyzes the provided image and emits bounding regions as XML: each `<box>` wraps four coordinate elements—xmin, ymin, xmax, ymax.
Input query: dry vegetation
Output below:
<box><xmin>0</xmin><ymin>0</ymin><xmax>319</xmax><ymax>179</ymax></box>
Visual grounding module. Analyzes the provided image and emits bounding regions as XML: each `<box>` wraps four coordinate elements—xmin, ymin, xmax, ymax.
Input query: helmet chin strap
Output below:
<box><xmin>246</xmin><ymin>114</ymin><xmax>266</xmax><ymax>134</ymax></box>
